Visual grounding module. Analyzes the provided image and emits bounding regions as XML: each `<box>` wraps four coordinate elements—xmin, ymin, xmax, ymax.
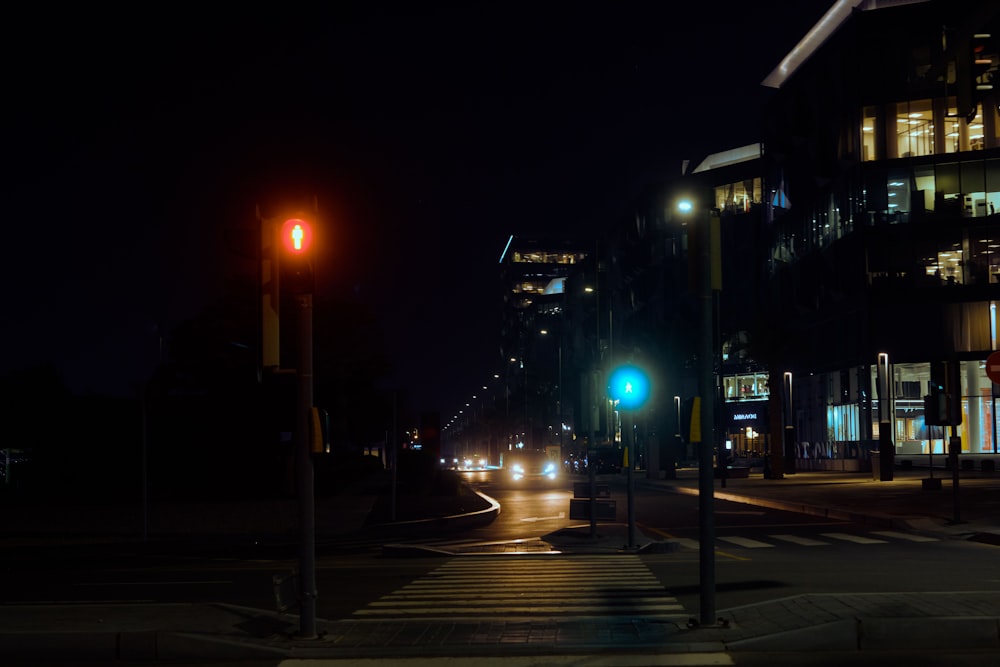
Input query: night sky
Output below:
<box><xmin>2</xmin><ymin>2</ymin><xmax>833</xmax><ymax>420</ymax></box>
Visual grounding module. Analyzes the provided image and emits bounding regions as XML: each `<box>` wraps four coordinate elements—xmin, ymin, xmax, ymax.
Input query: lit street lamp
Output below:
<box><xmin>676</xmin><ymin>195</ymin><xmax>722</xmax><ymax>628</ymax></box>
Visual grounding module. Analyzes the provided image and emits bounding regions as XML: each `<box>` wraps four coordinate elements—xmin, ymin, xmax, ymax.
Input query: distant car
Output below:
<box><xmin>459</xmin><ymin>456</ymin><xmax>488</xmax><ymax>471</ymax></box>
<box><xmin>506</xmin><ymin>450</ymin><xmax>559</xmax><ymax>484</ymax></box>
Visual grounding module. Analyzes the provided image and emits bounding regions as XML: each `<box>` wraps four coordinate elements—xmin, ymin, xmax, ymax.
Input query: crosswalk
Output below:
<box><xmin>352</xmin><ymin>554</ymin><xmax>687</xmax><ymax>621</ymax></box>
<box><xmin>326</xmin><ymin>527</ymin><xmax>941</xmax><ymax>556</ymax></box>
<box><xmin>670</xmin><ymin>530</ymin><xmax>940</xmax><ymax>550</ymax></box>
<box><xmin>322</xmin><ymin>534</ymin><xmax>556</xmax><ymax>555</ymax></box>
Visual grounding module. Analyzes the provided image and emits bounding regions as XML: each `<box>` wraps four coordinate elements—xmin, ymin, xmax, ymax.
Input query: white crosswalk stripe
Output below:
<box><xmin>325</xmin><ymin>535</ymin><xmax>514</xmax><ymax>554</ymax></box>
<box><xmin>716</xmin><ymin>535</ymin><xmax>775</xmax><ymax>548</ymax></box>
<box><xmin>870</xmin><ymin>530</ymin><xmax>939</xmax><ymax>542</ymax></box>
<box><xmin>352</xmin><ymin>555</ymin><xmax>687</xmax><ymax>620</ymax></box>
<box><xmin>820</xmin><ymin>532</ymin><xmax>889</xmax><ymax>544</ymax></box>
<box><xmin>768</xmin><ymin>534</ymin><xmax>830</xmax><ymax>546</ymax></box>
<box><xmin>669</xmin><ymin>531</ymin><xmax>938</xmax><ymax>550</ymax></box>
<box><xmin>672</xmin><ymin>537</ymin><xmax>701</xmax><ymax>550</ymax></box>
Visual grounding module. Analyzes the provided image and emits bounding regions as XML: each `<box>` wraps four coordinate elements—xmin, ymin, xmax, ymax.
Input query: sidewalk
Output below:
<box><xmin>2</xmin><ymin>466</ymin><xmax>999</xmax><ymax>661</ymax></box>
<box><xmin>637</xmin><ymin>465</ymin><xmax>1000</xmax><ymax>543</ymax></box>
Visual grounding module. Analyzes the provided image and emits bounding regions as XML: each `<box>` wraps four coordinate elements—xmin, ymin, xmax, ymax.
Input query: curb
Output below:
<box><xmin>364</xmin><ymin>490</ymin><xmax>501</xmax><ymax>538</ymax></box>
<box><xmin>723</xmin><ymin>616</ymin><xmax>1000</xmax><ymax>652</ymax></box>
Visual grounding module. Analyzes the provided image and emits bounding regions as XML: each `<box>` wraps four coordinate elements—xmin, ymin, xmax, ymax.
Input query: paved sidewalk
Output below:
<box><xmin>2</xmin><ymin>466</ymin><xmax>999</xmax><ymax>661</ymax></box>
<box><xmin>637</xmin><ymin>466</ymin><xmax>1000</xmax><ymax>542</ymax></box>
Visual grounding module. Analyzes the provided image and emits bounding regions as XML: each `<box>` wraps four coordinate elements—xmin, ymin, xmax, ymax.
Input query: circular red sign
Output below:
<box><xmin>987</xmin><ymin>351</ymin><xmax>1000</xmax><ymax>384</ymax></box>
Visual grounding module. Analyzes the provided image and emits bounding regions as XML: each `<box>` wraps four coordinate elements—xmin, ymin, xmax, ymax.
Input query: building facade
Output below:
<box><xmin>758</xmin><ymin>0</ymin><xmax>1000</xmax><ymax>470</ymax></box>
<box><xmin>609</xmin><ymin>0</ymin><xmax>1000</xmax><ymax>476</ymax></box>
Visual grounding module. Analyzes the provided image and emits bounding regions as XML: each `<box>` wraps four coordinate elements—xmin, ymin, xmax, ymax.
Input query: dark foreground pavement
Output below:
<box><xmin>2</xmin><ymin>466</ymin><xmax>999</xmax><ymax>663</ymax></box>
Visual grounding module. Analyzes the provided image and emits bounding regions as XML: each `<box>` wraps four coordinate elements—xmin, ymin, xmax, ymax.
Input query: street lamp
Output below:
<box><xmin>877</xmin><ymin>352</ymin><xmax>894</xmax><ymax>481</ymax></box>
<box><xmin>783</xmin><ymin>371</ymin><xmax>794</xmax><ymax>477</ymax></box>
<box><xmin>675</xmin><ymin>195</ymin><xmax>722</xmax><ymax>628</ymax></box>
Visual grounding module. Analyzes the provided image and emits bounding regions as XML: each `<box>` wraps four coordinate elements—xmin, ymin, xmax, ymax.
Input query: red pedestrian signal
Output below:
<box><xmin>279</xmin><ymin>217</ymin><xmax>315</xmax><ymax>294</ymax></box>
<box><xmin>281</xmin><ymin>218</ymin><xmax>314</xmax><ymax>255</ymax></box>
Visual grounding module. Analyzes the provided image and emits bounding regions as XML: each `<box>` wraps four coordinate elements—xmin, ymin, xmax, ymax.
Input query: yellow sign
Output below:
<box><xmin>310</xmin><ymin>407</ymin><xmax>325</xmax><ymax>453</ymax></box>
<box><xmin>690</xmin><ymin>396</ymin><xmax>702</xmax><ymax>443</ymax></box>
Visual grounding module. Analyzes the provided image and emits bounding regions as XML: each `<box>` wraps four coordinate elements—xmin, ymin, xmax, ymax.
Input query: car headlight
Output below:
<box><xmin>543</xmin><ymin>462</ymin><xmax>556</xmax><ymax>474</ymax></box>
<box><xmin>512</xmin><ymin>464</ymin><xmax>525</xmax><ymax>474</ymax></box>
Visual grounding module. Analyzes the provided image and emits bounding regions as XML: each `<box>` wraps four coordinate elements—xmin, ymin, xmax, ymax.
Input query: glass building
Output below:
<box><xmin>610</xmin><ymin>0</ymin><xmax>999</xmax><ymax>475</ymax></box>
<box><xmin>758</xmin><ymin>0</ymin><xmax>1000</xmax><ymax>470</ymax></box>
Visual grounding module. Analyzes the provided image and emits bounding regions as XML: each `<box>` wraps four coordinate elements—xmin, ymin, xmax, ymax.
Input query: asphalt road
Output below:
<box><xmin>3</xmin><ymin>468</ymin><xmax>998</xmax><ymax>631</ymax></box>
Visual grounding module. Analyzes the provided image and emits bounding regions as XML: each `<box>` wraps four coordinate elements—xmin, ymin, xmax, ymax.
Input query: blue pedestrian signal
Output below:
<box><xmin>608</xmin><ymin>365</ymin><xmax>650</xmax><ymax>410</ymax></box>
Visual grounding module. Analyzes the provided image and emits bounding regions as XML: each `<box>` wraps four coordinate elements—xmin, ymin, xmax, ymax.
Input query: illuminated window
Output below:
<box><xmin>924</xmin><ymin>243</ymin><xmax>965</xmax><ymax>284</ymax></box>
<box><xmin>896</xmin><ymin>99</ymin><xmax>933</xmax><ymax>158</ymax></box>
<box><xmin>512</xmin><ymin>251</ymin><xmax>587</xmax><ymax>264</ymax></box>
<box><xmin>714</xmin><ymin>178</ymin><xmax>762</xmax><ymax>213</ymax></box>
<box><xmin>862</xmin><ymin>106</ymin><xmax>877</xmax><ymax>161</ymax></box>
<box><xmin>723</xmin><ymin>373</ymin><xmax>770</xmax><ymax>402</ymax></box>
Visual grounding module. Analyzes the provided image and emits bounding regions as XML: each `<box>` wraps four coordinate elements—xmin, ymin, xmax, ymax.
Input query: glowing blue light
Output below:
<box><xmin>677</xmin><ymin>200</ymin><xmax>694</xmax><ymax>213</ymax></box>
<box><xmin>608</xmin><ymin>365</ymin><xmax>650</xmax><ymax>410</ymax></box>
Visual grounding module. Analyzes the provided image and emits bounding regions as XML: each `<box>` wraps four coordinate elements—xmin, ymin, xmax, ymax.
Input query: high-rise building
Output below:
<box><xmin>612</xmin><ymin>0</ymin><xmax>1000</xmax><ymax>478</ymax></box>
<box><xmin>498</xmin><ymin>235</ymin><xmax>592</xmax><ymax>456</ymax></box>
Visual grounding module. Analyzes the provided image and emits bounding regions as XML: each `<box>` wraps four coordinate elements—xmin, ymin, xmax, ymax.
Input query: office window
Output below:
<box><xmin>714</xmin><ymin>178</ymin><xmax>762</xmax><ymax>213</ymax></box>
<box><xmin>896</xmin><ymin>99</ymin><xmax>934</xmax><ymax>158</ymax></box>
<box><xmin>862</xmin><ymin>106</ymin><xmax>878</xmax><ymax>162</ymax></box>
<box><xmin>723</xmin><ymin>372</ymin><xmax>769</xmax><ymax>402</ymax></box>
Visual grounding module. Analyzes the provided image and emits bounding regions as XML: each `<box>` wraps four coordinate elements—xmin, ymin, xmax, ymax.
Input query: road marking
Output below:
<box><xmin>520</xmin><ymin>512</ymin><xmax>566</xmax><ymax>522</ymax></box>
<box><xmin>670</xmin><ymin>537</ymin><xmax>701</xmax><ymax>550</ymax></box>
<box><xmin>75</xmin><ymin>580</ymin><xmax>232</xmax><ymax>586</ymax></box>
<box><xmin>821</xmin><ymin>532</ymin><xmax>888</xmax><ymax>544</ymax></box>
<box><xmin>353</xmin><ymin>555</ymin><xmax>689</xmax><ymax>620</ymax></box>
<box><xmin>716</xmin><ymin>536</ymin><xmax>775</xmax><ymax>548</ymax></box>
<box><xmin>769</xmin><ymin>534</ymin><xmax>830</xmax><ymax>546</ymax></box>
<box><xmin>279</xmin><ymin>653</ymin><xmax>736</xmax><ymax>665</ymax></box>
<box><xmin>870</xmin><ymin>530</ymin><xmax>939</xmax><ymax>542</ymax></box>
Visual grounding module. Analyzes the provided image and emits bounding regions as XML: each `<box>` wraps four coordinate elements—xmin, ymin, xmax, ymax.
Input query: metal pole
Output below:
<box><xmin>589</xmin><ymin>439</ymin><xmax>598</xmax><ymax>538</ymax></box>
<box><xmin>558</xmin><ymin>344</ymin><xmax>563</xmax><ymax>458</ymax></box>
<box><xmin>140</xmin><ymin>384</ymin><xmax>148</xmax><ymax>541</ymax></box>
<box><xmin>295</xmin><ymin>292</ymin><xmax>317</xmax><ymax>638</ymax></box>
<box><xmin>391</xmin><ymin>391</ymin><xmax>398</xmax><ymax>522</ymax></box>
<box><xmin>590</xmin><ymin>245</ymin><xmax>600</xmax><ymax>539</ymax></box>
<box><xmin>626</xmin><ymin>410</ymin><xmax>636</xmax><ymax>548</ymax></box>
<box><xmin>697</xmin><ymin>208</ymin><xmax>717</xmax><ymax>627</ymax></box>
<box><xmin>950</xmin><ymin>429</ymin><xmax>961</xmax><ymax>524</ymax></box>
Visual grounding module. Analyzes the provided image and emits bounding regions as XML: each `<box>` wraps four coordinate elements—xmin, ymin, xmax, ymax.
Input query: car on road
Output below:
<box><xmin>505</xmin><ymin>449</ymin><xmax>559</xmax><ymax>484</ymax></box>
<box><xmin>459</xmin><ymin>456</ymin><xmax>489</xmax><ymax>471</ymax></box>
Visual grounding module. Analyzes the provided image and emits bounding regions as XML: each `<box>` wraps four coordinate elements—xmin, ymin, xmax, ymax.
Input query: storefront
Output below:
<box><xmin>722</xmin><ymin>399</ymin><xmax>769</xmax><ymax>461</ymax></box>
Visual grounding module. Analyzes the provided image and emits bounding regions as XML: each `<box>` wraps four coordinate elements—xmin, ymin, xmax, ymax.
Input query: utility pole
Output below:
<box><xmin>696</xmin><ymin>207</ymin><xmax>718</xmax><ymax>627</ymax></box>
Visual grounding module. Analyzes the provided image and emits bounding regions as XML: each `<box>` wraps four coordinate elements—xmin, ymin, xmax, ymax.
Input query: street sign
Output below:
<box><xmin>987</xmin><ymin>350</ymin><xmax>1000</xmax><ymax>384</ymax></box>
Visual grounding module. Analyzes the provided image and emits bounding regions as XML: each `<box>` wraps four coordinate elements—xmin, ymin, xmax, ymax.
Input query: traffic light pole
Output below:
<box><xmin>697</xmin><ymin>208</ymin><xmax>718</xmax><ymax>627</ymax></box>
<box><xmin>626</xmin><ymin>410</ymin><xmax>636</xmax><ymax>549</ymax></box>
<box><xmin>295</xmin><ymin>292</ymin><xmax>317</xmax><ymax>638</ymax></box>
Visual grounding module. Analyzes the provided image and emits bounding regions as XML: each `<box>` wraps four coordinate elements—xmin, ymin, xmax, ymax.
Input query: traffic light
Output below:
<box><xmin>280</xmin><ymin>217</ymin><xmax>315</xmax><ymax>294</ymax></box>
<box><xmin>281</xmin><ymin>218</ymin><xmax>314</xmax><ymax>255</ymax></box>
<box><xmin>608</xmin><ymin>364</ymin><xmax>650</xmax><ymax>410</ymax></box>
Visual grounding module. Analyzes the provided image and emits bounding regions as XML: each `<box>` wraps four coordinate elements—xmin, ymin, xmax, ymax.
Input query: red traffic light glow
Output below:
<box><xmin>280</xmin><ymin>218</ymin><xmax>314</xmax><ymax>254</ymax></box>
